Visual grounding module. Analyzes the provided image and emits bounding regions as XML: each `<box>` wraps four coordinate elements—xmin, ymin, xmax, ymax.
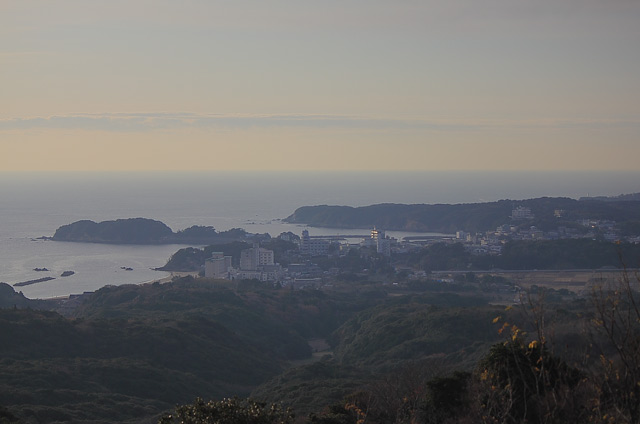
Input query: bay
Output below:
<box><xmin>0</xmin><ymin>170</ymin><xmax>638</xmax><ymax>299</ymax></box>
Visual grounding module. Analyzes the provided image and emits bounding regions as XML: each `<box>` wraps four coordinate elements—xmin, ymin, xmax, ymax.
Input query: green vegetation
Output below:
<box><xmin>331</xmin><ymin>299</ymin><xmax>500</xmax><ymax>369</ymax></box>
<box><xmin>400</xmin><ymin>239</ymin><xmax>640</xmax><ymax>271</ymax></box>
<box><xmin>480</xmin><ymin>239</ymin><xmax>640</xmax><ymax>269</ymax></box>
<box><xmin>0</xmin><ymin>283</ymin><xmax>50</xmax><ymax>309</ymax></box>
<box><xmin>52</xmin><ymin>218</ymin><xmax>253</xmax><ymax>245</ymax></box>
<box><xmin>405</xmin><ymin>243</ymin><xmax>470</xmax><ymax>272</ymax></box>
<box><xmin>0</xmin><ymin>306</ymin><xmax>282</xmax><ymax>422</ymax></box>
<box><xmin>284</xmin><ymin>198</ymin><xmax>640</xmax><ymax>233</ymax></box>
<box><xmin>0</xmin><ymin>279</ymin><xmax>373</xmax><ymax>423</ymax></box>
<box><xmin>52</xmin><ymin>218</ymin><xmax>173</xmax><ymax>244</ymax></box>
<box><xmin>159</xmin><ymin>239</ymin><xmax>298</xmax><ymax>272</ymax></box>
<box><xmin>159</xmin><ymin>397</ymin><xmax>294</xmax><ymax>424</ymax></box>
<box><xmin>2</xmin><ymin>267</ymin><xmax>640</xmax><ymax>423</ymax></box>
<box><xmin>251</xmin><ymin>361</ymin><xmax>370</xmax><ymax>418</ymax></box>
<box><xmin>158</xmin><ymin>242</ymin><xmax>251</xmax><ymax>271</ymax></box>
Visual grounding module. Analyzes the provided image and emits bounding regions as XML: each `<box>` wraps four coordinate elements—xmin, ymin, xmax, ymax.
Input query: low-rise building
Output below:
<box><xmin>300</xmin><ymin>230</ymin><xmax>331</xmax><ymax>256</ymax></box>
<box><xmin>511</xmin><ymin>206</ymin><xmax>534</xmax><ymax>220</ymax></box>
<box><xmin>205</xmin><ymin>252</ymin><xmax>232</xmax><ymax>279</ymax></box>
<box><xmin>240</xmin><ymin>244</ymin><xmax>274</xmax><ymax>270</ymax></box>
<box><xmin>361</xmin><ymin>227</ymin><xmax>393</xmax><ymax>256</ymax></box>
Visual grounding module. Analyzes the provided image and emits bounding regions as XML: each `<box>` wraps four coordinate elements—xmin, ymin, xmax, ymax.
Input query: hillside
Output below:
<box><xmin>0</xmin><ymin>279</ymin><xmax>388</xmax><ymax>423</ymax></box>
<box><xmin>250</xmin><ymin>290</ymin><xmax>613</xmax><ymax>422</ymax></box>
<box><xmin>1</xmin><ymin>274</ymin><xmax>636</xmax><ymax>423</ymax></box>
<box><xmin>399</xmin><ymin>239</ymin><xmax>640</xmax><ymax>271</ymax></box>
<box><xmin>284</xmin><ymin>197</ymin><xmax>640</xmax><ymax>233</ymax></box>
<box><xmin>0</xmin><ymin>308</ymin><xmax>278</xmax><ymax>423</ymax></box>
<box><xmin>330</xmin><ymin>297</ymin><xmax>500</xmax><ymax>369</ymax></box>
<box><xmin>251</xmin><ymin>293</ymin><xmax>504</xmax><ymax>415</ymax></box>
<box><xmin>0</xmin><ymin>283</ymin><xmax>54</xmax><ymax>310</ymax></box>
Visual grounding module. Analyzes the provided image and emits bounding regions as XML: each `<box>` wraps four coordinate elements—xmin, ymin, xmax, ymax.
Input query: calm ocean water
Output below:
<box><xmin>1</xmin><ymin>171</ymin><xmax>638</xmax><ymax>299</ymax></box>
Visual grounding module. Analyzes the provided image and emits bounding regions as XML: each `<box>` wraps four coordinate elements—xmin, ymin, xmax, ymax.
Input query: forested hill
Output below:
<box><xmin>0</xmin><ymin>279</ymin><xmax>359</xmax><ymax>423</ymax></box>
<box><xmin>51</xmin><ymin>218</ymin><xmax>251</xmax><ymax>244</ymax></box>
<box><xmin>284</xmin><ymin>197</ymin><xmax>640</xmax><ymax>233</ymax></box>
<box><xmin>0</xmin><ymin>283</ymin><xmax>50</xmax><ymax>309</ymax></box>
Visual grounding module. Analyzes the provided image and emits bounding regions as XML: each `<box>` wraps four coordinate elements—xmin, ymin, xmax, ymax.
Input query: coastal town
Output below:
<box><xmin>201</xmin><ymin>205</ymin><xmax>640</xmax><ymax>292</ymax></box>
<box><xmin>18</xmin><ymin>195</ymin><xmax>638</xmax><ymax>303</ymax></box>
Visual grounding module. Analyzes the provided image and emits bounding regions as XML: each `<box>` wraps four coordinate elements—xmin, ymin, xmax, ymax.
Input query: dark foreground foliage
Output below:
<box><xmin>3</xmin><ymin>270</ymin><xmax>640</xmax><ymax>424</ymax></box>
<box><xmin>159</xmin><ymin>397</ymin><xmax>294</xmax><ymax>424</ymax></box>
<box><xmin>0</xmin><ymin>279</ymin><xmax>376</xmax><ymax>423</ymax></box>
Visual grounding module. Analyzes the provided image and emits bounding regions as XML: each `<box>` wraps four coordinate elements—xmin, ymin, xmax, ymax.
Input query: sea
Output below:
<box><xmin>1</xmin><ymin>170</ymin><xmax>638</xmax><ymax>299</ymax></box>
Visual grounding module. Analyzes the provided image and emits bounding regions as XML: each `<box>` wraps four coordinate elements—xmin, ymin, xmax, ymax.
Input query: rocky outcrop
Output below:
<box><xmin>51</xmin><ymin>219</ymin><xmax>252</xmax><ymax>245</ymax></box>
<box><xmin>52</xmin><ymin>218</ymin><xmax>173</xmax><ymax>244</ymax></box>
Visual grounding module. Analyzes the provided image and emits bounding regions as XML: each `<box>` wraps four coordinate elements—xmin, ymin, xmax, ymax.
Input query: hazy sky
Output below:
<box><xmin>2</xmin><ymin>1</ymin><xmax>639</xmax><ymax>172</ymax></box>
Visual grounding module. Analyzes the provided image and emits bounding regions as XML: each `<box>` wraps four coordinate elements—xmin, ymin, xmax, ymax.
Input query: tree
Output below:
<box><xmin>590</xmin><ymin>263</ymin><xmax>640</xmax><ymax>423</ymax></box>
<box><xmin>473</xmin><ymin>319</ymin><xmax>588</xmax><ymax>424</ymax></box>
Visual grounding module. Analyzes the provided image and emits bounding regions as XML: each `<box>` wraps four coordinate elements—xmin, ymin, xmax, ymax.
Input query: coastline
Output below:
<box><xmin>4</xmin><ymin>172</ymin><xmax>639</xmax><ymax>301</ymax></box>
<box><xmin>32</xmin><ymin>271</ymin><xmax>197</xmax><ymax>301</ymax></box>
<box><xmin>140</xmin><ymin>271</ymin><xmax>200</xmax><ymax>286</ymax></box>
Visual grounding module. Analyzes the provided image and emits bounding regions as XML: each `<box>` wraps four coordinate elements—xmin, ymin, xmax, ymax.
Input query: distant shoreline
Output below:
<box><xmin>140</xmin><ymin>271</ymin><xmax>199</xmax><ymax>286</ymax></box>
<box><xmin>27</xmin><ymin>271</ymin><xmax>196</xmax><ymax>301</ymax></box>
<box><xmin>14</xmin><ymin>276</ymin><xmax>56</xmax><ymax>287</ymax></box>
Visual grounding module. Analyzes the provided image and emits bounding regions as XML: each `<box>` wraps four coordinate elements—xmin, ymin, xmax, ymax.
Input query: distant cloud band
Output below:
<box><xmin>0</xmin><ymin>113</ymin><xmax>638</xmax><ymax>133</ymax></box>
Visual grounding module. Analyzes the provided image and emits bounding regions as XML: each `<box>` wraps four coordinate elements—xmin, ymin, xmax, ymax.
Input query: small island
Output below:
<box><xmin>51</xmin><ymin>218</ymin><xmax>253</xmax><ymax>245</ymax></box>
<box><xmin>60</xmin><ymin>271</ymin><xmax>75</xmax><ymax>277</ymax></box>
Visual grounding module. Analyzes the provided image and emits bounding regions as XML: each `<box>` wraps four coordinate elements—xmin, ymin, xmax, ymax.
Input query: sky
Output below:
<box><xmin>2</xmin><ymin>0</ymin><xmax>639</xmax><ymax>172</ymax></box>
